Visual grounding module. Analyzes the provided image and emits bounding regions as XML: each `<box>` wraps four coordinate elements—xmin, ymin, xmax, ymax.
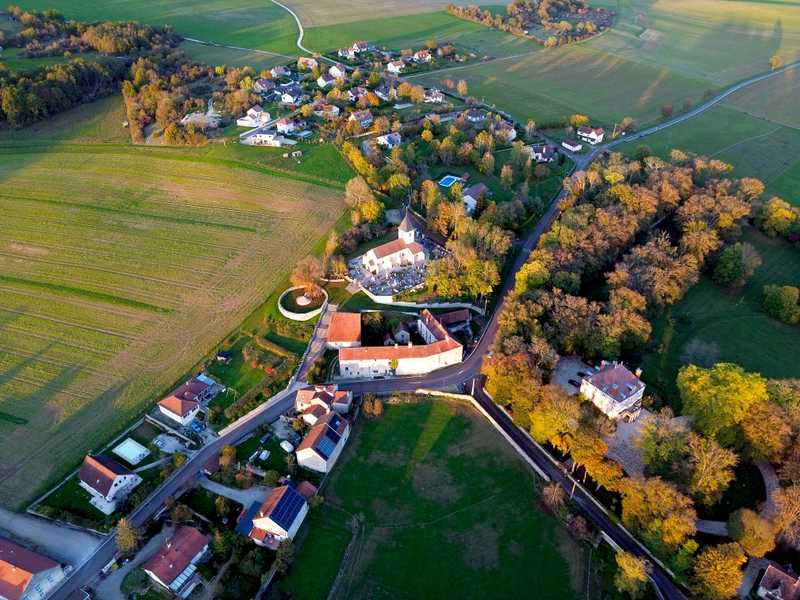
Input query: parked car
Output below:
<box><xmin>568</xmin><ymin>379</ymin><xmax>581</xmax><ymax>387</ymax></box>
<box><xmin>577</xmin><ymin>371</ymin><xmax>589</xmax><ymax>377</ymax></box>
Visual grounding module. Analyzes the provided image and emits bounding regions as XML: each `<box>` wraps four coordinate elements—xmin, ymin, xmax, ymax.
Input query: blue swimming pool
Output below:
<box><xmin>438</xmin><ymin>175</ymin><xmax>460</xmax><ymax>188</ymax></box>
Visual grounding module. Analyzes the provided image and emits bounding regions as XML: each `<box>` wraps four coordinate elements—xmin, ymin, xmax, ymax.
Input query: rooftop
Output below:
<box><xmin>143</xmin><ymin>526</ymin><xmax>208</xmax><ymax>586</ymax></box>
<box><xmin>759</xmin><ymin>565</ymin><xmax>800</xmax><ymax>600</ymax></box>
<box><xmin>369</xmin><ymin>238</ymin><xmax>424</xmax><ymax>260</ymax></box>
<box><xmin>0</xmin><ymin>537</ymin><xmax>59</xmax><ymax>600</ymax></box>
<box><xmin>256</xmin><ymin>485</ymin><xmax>306</xmax><ymax>531</ymax></box>
<box><xmin>584</xmin><ymin>362</ymin><xmax>644</xmax><ymax>403</ymax></box>
<box><xmin>328</xmin><ymin>312</ymin><xmax>362</xmax><ymax>344</ymax></box>
<box><xmin>78</xmin><ymin>455</ymin><xmax>133</xmax><ymax>497</ymax></box>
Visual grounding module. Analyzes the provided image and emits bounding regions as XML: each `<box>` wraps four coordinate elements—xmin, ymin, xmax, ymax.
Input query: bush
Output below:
<box><xmin>763</xmin><ymin>285</ymin><xmax>800</xmax><ymax>324</ymax></box>
<box><xmin>121</xmin><ymin>568</ymin><xmax>148</xmax><ymax>594</ymax></box>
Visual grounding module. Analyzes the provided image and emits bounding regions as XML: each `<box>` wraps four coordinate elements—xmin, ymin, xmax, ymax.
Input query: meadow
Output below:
<box><xmin>617</xmin><ymin>70</ymin><xmax>800</xmax><ymax>206</ymax></box>
<box><xmin>642</xmin><ymin>228</ymin><xmax>800</xmax><ymax>407</ymax></box>
<box><xmin>279</xmin><ymin>399</ymin><xmax>582</xmax><ymax>600</ymax></box>
<box><xmin>282</xmin><ymin>0</ymin><xmax>461</xmax><ymax>27</ymax></box>
<box><xmin>0</xmin><ymin>97</ymin><xmax>346</xmax><ymax>508</ymax></box>
<box><xmin>179</xmin><ymin>40</ymin><xmax>285</xmax><ymax>71</ymax></box>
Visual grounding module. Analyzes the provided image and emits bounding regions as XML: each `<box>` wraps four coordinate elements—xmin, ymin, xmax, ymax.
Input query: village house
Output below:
<box><xmin>280</xmin><ymin>84</ymin><xmax>305</xmax><ymax>105</ymax></box>
<box><xmin>347</xmin><ymin>86</ymin><xmax>368</xmax><ymax>103</ymax></box>
<box><xmin>349</xmin><ymin>109</ymin><xmax>373</xmax><ymax>129</ymax></box>
<box><xmin>376</xmin><ymin>132</ymin><xmax>402</xmax><ymax>149</ymax></box>
<box><xmin>236</xmin><ymin>485</ymin><xmax>308</xmax><ymax>548</ymax></box>
<box><xmin>329</xmin><ymin>63</ymin><xmax>347</xmax><ymax>79</ymax></box>
<box><xmin>413</xmin><ymin>49</ymin><xmax>432</xmax><ymax>63</ymax></box>
<box><xmin>253</xmin><ymin>78</ymin><xmax>275</xmax><ymax>95</ymax></box>
<box><xmin>494</xmin><ymin>120</ymin><xmax>517</xmax><ymax>142</ymax></box>
<box><xmin>316</xmin><ymin>73</ymin><xmax>335</xmax><ymax>89</ymax></box>
<box><xmin>387</xmin><ymin>60</ymin><xmax>406</xmax><ymax>74</ymax></box>
<box><xmin>352</xmin><ymin>40</ymin><xmax>370</xmax><ymax>53</ymax></box>
<box><xmin>577</xmin><ymin>125</ymin><xmax>605</xmax><ymax>145</ymax></box>
<box><xmin>424</xmin><ymin>88</ymin><xmax>444</xmax><ymax>104</ymax></box>
<box><xmin>295</xmin><ymin>384</ymin><xmax>353</xmax><ymax>425</ymax></box>
<box><xmin>296</xmin><ymin>413</ymin><xmax>351</xmax><ymax>473</ymax></box>
<box><xmin>240</xmin><ymin>128</ymin><xmax>291</xmax><ymax>147</ymax></box>
<box><xmin>269</xmin><ymin>65</ymin><xmax>290</xmax><ymax>79</ymax></box>
<box><xmin>337</xmin><ymin>46</ymin><xmax>356</xmax><ymax>60</ymax></box>
<box><xmin>313</xmin><ymin>103</ymin><xmax>340</xmax><ymax>119</ymax></box>
<box><xmin>562</xmin><ymin>139</ymin><xmax>583</xmax><ymax>152</ymax></box>
<box><xmin>158</xmin><ymin>375</ymin><xmax>217</xmax><ymax>426</ymax></box>
<box><xmin>462</xmin><ymin>182</ymin><xmax>490</xmax><ymax>215</ymax></box>
<box><xmin>143</xmin><ymin>527</ymin><xmax>209</xmax><ymax>599</ymax></box>
<box><xmin>236</xmin><ymin>106</ymin><xmax>270</xmax><ymax>128</ymax></box>
<box><xmin>297</xmin><ymin>56</ymin><xmax>317</xmax><ymax>70</ymax></box>
<box><xmin>526</xmin><ymin>143</ymin><xmax>558</xmax><ymax>163</ymax></box>
<box><xmin>374</xmin><ymin>84</ymin><xmax>394</xmax><ymax>102</ymax></box>
<box><xmin>757</xmin><ymin>564</ymin><xmax>800</xmax><ymax>600</ymax></box>
<box><xmin>338</xmin><ymin>310</ymin><xmax>463</xmax><ymax>378</ymax></box>
<box><xmin>78</xmin><ymin>455</ymin><xmax>142</xmax><ymax>515</ymax></box>
<box><xmin>277</xmin><ymin>117</ymin><xmax>304</xmax><ymax>134</ymax></box>
<box><xmin>0</xmin><ymin>537</ymin><xmax>65</xmax><ymax>600</ymax></box>
<box><xmin>464</xmin><ymin>108</ymin><xmax>485</xmax><ymax>123</ymax></box>
<box><xmin>360</xmin><ymin>210</ymin><xmax>425</xmax><ymax>275</ymax></box>
<box><xmin>579</xmin><ymin>361</ymin><xmax>645</xmax><ymax>421</ymax></box>
<box><xmin>327</xmin><ymin>312</ymin><xmax>362</xmax><ymax>349</ymax></box>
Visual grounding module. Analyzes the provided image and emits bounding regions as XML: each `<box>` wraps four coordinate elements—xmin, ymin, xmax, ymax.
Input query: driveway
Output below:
<box><xmin>93</xmin><ymin>526</ymin><xmax>172</xmax><ymax>600</ymax></box>
<box><xmin>197</xmin><ymin>476</ymin><xmax>271</xmax><ymax>507</ymax></box>
<box><xmin>0</xmin><ymin>508</ymin><xmax>103</xmax><ymax>566</ymax></box>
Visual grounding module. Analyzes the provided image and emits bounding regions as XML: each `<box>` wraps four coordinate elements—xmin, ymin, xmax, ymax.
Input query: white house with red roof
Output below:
<box><xmin>78</xmin><ymin>455</ymin><xmax>142</xmax><ymax>514</ymax></box>
<box><xmin>327</xmin><ymin>312</ymin><xmax>362</xmax><ymax>350</ymax></box>
<box><xmin>413</xmin><ymin>49</ymin><xmax>432</xmax><ymax>63</ymax></box>
<box><xmin>348</xmin><ymin>109</ymin><xmax>373</xmax><ymax>129</ymax></box>
<box><xmin>338</xmin><ymin>310</ymin><xmax>462</xmax><ymax>378</ymax></box>
<box><xmin>143</xmin><ymin>527</ymin><xmax>209</xmax><ymax>598</ymax></box>
<box><xmin>387</xmin><ymin>60</ymin><xmax>406</xmax><ymax>74</ymax></box>
<box><xmin>296</xmin><ymin>413</ymin><xmax>351</xmax><ymax>473</ymax></box>
<box><xmin>360</xmin><ymin>210</ymin><xmax>426</xmax><ymax>276</ymax></box>
<box><xmin>577</xmin><ymin>125</ymin><xmax>605</xmax><ymax>145</ymax></box>
<box><xmin>236</xmin><ymin>486</ymin><xmax>308</xmax><ymax>548</ymax></box>
<box><xmin>579</xmin><ymin>361</ymin><xmax>645</xmax><ymax>421</ymax></box>
<box><xmin>295</xmin><ymin>385</ymin><xmax>353</xmax><ymax>425</ymax></box>
<box><xmin>0</xmin><ymin>537</ymin><xmax>65</xmax><ymax>600</ymax></box>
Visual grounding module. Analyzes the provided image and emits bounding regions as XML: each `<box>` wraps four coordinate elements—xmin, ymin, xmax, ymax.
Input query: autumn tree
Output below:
<box><xmin>542</xmin><ymin>482</ymin><xmax>566</xmax><ymax>512</ymax></box>
<box><xmin>769</xmin><ymin>54</ymin><xmax>783</xmax><ymax>70</ymax></box>
<box><xmin>763</xmin><ymin>285</ymin><xmax>800</xmax><ymax>325</ymax></box>
<box><xmin>739</xmin><ymin>400</ymin><xmax>792</xmax><ymax>462</ymax></box>
<box><xmin>456</xmin><ymin>79</ymin><xmax>468</xmax><ymax>96</ymax></box>
<box><xmin>529</xmin><ymin>384</ymin><xmax>582</xmax><ymax>452</ymax></box>
<box><xmin>116</xmin><ymin>518</ymin><xmax>140</xmax><ymax>554</ymax></box>
<box><xmin>756</xmin><ymin>197</ymin><xmax>798</xmax><ymax>237</ymax></box>
<box><xmin>690</xmin><ymin>543</ymin><xmax>746</xmax><ymax>600</ymax></box>
<box><xmin>614</xmin><ymin>552</ymin><xmax>649</xmax><ymax>599</ymax></box>
<box><xmin>290</xmin><ymin>256</ymin><xmax>323</xmax><ymax>299</ymax></box>
<box><xmin>772</xmin><ymin>484</ymin><xmax>800</xmax><ymax>547</ymax></box>
<box><xmin>728</xmin><ymin>508</ymin><xmax>775</xmax><ymax>557</ymax></box>
<box><xmin>685</xmin><ymin>433</ymin><xmax>738</xmax><ymax>505</ymax></box>
<box><xmin>677</xmin><ymin>363</ymin><xmax>768</xmax><ymax>439</ymax></box>
<box><xmin>713</xmin><ymin>243</ymin><xmax>761</xmax><ymax>288</ymax></box>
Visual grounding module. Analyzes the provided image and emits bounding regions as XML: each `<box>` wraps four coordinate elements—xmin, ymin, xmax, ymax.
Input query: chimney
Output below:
<box><xmin>635</xmin><ymin>368</ymin><xmax>643</xmax><ymax>378</ymax></box>
<box><xmin>394</xmin><ymin>343</ymin><xmax>398</xmax><ymax>348</ymax></box>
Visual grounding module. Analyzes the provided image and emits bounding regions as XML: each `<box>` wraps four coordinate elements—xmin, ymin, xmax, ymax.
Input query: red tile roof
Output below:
<box><xmin>339</xmin><ymin>337</ymin><xmax>461</xmax><ymax>361</ymax></box>
<box><xmin>328</xmin><ymin>313</ymin><xmax>362</xmax><ymax>344</ymax></box>
<box><xmin>296</xmin><ymin>421</ymin><xmax>328</xmax><ymax>454</ymax></box>
<box><xmin>78</xmin><ymin>455</ymin><xmax>132</xmax><ymax>497</ymax></box>
<box><xmin>759</xmin><ymin>565</ymin><xmax>800</xmax><ymax>600</ymax></box>
<box><xmin>438</xmin><ymin>309</ymin><xmax>471</xmax><ymax>326</ymax></box>
<box><xmin>370</xmin><ymin>238</ymin><xmax>424</xmax><ymax>260</ymax></box>
<box><xmin>296</xmin><ymin>481</ymin><xmax>318</xmax><ymax>500</ymax></box>
<box><xmin>159</xmin><ymin>396</ymin><xmax>198</xmax><ymax>418</ymax></box>
<box><xmin>0</xmin><ymin>537</ymin><xmax>59</xmax><ymax>600</ymax></box>
<box><xmin>159</xmin><ymin>379</ymin><xmax>207</xmax><ymax>417</ymax></box>
<box><xmin>143</xmin><ymin>527</ymin><xmax>208</xmax><ymax>586</ymax></box>
<box><xmin>584</xmin><ymin>362</ymin><xmax>643</xmax><ymax>403</ymax></box>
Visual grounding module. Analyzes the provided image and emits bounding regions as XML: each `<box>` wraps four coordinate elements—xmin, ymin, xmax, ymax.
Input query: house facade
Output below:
<box><xmin>387</xmin><ymin>60</ymin><xmax>405</xmax><ymax>74</ymax></box>
<box><xmin>577</xmin><ymin>126</ymin><xmax>605</xmax><ymax>145</ymax></box>
<box><xmin>236</xmin><ymin>106</ymin><xmax>270</xmax><ymax>128</ymax></box>
<box><xmin>78</xmin><ymin>455</ymin><xmax>142</xmax><ymax>514</ymax></box>
<box><xmin>296</xmin><ymin>413</ymin><xmax>350</xmax><ymax>473</ymax></box>
<box><xmin>579</xmin><ymin>361</ymin><xmax>645</xmax><ymax>421</ymax></box>
<box><xmin>295</xmin><ymin>385</ymin><xmax>354</xmax><ymax>424</ymax></box>
<box><xmin>462</xmin><ymin>183</ymin><xmax>490</xmax><ymax>215</ymax></box>
<box><xmin>349</xmin><ymin>110</ymin><xmax>373</xmax><ymax>128</ymax></box>
<box><xmin>237</xmin><ymin>486</ymin><xmax>308</xmax><ymax>548</ymax></box>
<box><xmin>526</xmin><ymin>143</ymin><xmax>557</xmax><ymax>163</ymax></box>
<box><xmin>143</xmin><ymin>527</ymin><xmax>209</xmax><ymax>599</ymax></box>
<box><xmin>0</xmin><ymin>537</ymin><xmax>65</xmax><ymax>600</ymax></box>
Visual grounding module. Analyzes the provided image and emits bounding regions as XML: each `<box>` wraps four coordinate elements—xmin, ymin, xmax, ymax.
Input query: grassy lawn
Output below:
<box><xmin>303</xmin><ymin>10</ymin><xmax>534</xmax><ymax>57</ymax></box>
<box><xmin>179</xmin><ymin>40</ymin><xmax>286</xmax><ymax>71</ymax></box>
<box><xmin>279</xmin><ymin>399</ymin><xmax>581</xmax><ymax>600</ymax></box>
<box><xmin>642</xmin><ymin>228</ymin><xmax>800</xmax><ymax>407</ymax></box>
<box><xmin>14</xmin><ymin>0</ymin><xmax>299</xmax><ymax>56</ymax></box>
<box><xmin>206</xmin><ymin>335</ymin><xmax>267</xmax><ymax>394</ymax></box>
<box><xmin>0</xmin><ymin>47</ymin><xmax>103</xmax><ymax>72</ymax></box>
<box><xmin>282</xmin><ymin>0</ymin><xmax>460</xmax><ymax>27</ymax></box>
<box><xmin>0</xmin><ymin>96</ymin><xmax>345</xmax><ymax>509</ymax></box>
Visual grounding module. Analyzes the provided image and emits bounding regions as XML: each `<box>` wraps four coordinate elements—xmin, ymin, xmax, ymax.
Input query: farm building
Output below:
<box><xmin>78</xmin><ymin>455</ymin><xmax>142</xmax><ymax>515</ymax></box>
<box><xmin>579</xmin><ymin>361</ymin><xmax>645</xmax><ymax>421</ymax></box>
<box><xmin>143</xmin><ymin>526</ymin><xmax>209</xmax><ymax>598</ymax></box>
<box><xmin>296</xmin><ymin>413</ymin><xmax>351</xmax><ymax>473</ymax></box>
<box><xmin>338</xmin><ymin>310</ymin><xmax>463</xmax><ymax>378</ymax></box>
<box><xmin>0</xmin><ymin>536</ymin><xmax>65</xmax><ymax>600</ymax></box>
<box><xmin>327</xmin><ymin>313</ymin><xmax>362</xmax><ymax>349</ymax></box>
<box><xmin>237</xmin><ymin>486</ymin><xmax>308</xmax><ymax>548</ymax></box>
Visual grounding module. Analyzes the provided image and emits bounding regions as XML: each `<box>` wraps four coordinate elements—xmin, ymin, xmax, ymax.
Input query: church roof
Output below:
<box><xmin>398</xmin><ymin>209</ymin><xmax>415</xmax><ymax>232</ymax></box>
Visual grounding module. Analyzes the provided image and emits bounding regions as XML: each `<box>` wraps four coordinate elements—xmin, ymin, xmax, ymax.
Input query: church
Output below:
<box><xmin>360</xmin><ymin>210</ymin><xmax>426</xmax><ymax>276</ymax></box>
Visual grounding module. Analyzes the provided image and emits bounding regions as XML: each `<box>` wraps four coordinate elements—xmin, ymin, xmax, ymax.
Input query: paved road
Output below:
<box><xmin>198</xmin><ymin>475</ymin><xmax>270</xmax><ymax>507</ymax></box>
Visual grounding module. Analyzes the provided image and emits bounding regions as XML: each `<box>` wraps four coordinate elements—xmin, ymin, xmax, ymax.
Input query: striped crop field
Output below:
<box><xmin>0</xmin><ymin>99</ymin><xmax>346</xmax><ymax>509</ymax></box>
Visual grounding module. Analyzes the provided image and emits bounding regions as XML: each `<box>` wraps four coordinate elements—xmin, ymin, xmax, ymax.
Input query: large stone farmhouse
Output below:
<box><xmin>0</xmin><ymin>537</ymin><xmax>65</xmax><ymax>600</ymax></box>
<box><xmin>338</xmin><ymin>309</ymin><xmax>463</xmax><ymax>378</ymax></box>
<box><xmin>360</xmin><ymin>211</ymin><xmax>426</xmax><ymax>276</ymax></box>
<box><xmin>78</xmin><ymin>455</ymin><xmax>142</xmax><ymax>515</ymax></box>
<box><xmin>143</xmin><ymin>526</ymin><xmax>209</xmax><ymax>599</ymax></box>
<box><xmin>579</xmin><ymin>361</ymin><xmax>645</xmax><ymax>421</ymax></box>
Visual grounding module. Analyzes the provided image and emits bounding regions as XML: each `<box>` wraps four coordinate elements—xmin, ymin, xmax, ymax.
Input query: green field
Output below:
<box><xmin>283</xmin><ymin>0</ymin><xmax>460</xmax><ymax>27</ymax></box>
<box><xmin>179</xmin><ymin>40</ymin><xmax>286</xmax><ymax>71</ymax></box>
<box><xmin>642</xmin><ymin>228</ymin><xmax>800</xmax><ymax>407</ymax></box>
<box><xmin>303</xmin><ymin>10</ymin><xmax>533</xmax><ymax>57</ymax></box>
<box><xmin>280</xmin><ymin>399</ymin><xmax>582</xmax><ymax>600</ymax></box>
<box><xmin>14</xmin><ymin>0</ymin><xmax>299</xmax><ymax>56</ymax></box>
<box><xmin>0</xmin><ymin>97</ymin><xmax>347</xmax><ymax>508</ymax></box>
<box><xmin>617</xmin><ymin>70</ymin><xmax>800</xmax><ymax>206</ymax></box>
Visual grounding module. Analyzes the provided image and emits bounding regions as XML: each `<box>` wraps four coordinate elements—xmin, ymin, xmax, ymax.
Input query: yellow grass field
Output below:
<box><xmin>0</xmin><ymin>99</ymin><xmax>345</xmax><ymax>508</ymax></box>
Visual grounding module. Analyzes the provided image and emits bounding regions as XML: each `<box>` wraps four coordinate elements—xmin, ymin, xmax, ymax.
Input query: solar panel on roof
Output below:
<box><xmin>271</xmin><ymin>487</ymin><xmax>305</xmax><ymax>530</ymax></box>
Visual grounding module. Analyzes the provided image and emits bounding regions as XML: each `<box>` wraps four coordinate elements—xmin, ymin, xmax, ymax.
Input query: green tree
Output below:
<box><xmin>763</xmin><ymin>285</ymin><xmax>800</xmax><ymax>324</ymax></box>
<box><xmin>677</xmin><ymin>363</ymin><xmax>768</xmax><ymax>439</ymax></box>
<box><xmin>264</xmin><ymin>470</ymin><xmax>281</xmax><ymax>486</ymax></box>
<box><xmin>691</xmin><ymin>543</ymin><xmax>746</xmax><ymax>600</ymax></box>
<box><xmin>275</xmin><ymin>540</ymin><xmax>295</xmax><ymax>574</ymax></box>
<box><xmin>712</xmin><ymin>243</ymin><xmax>761</xmax><ymax>288</ymax></box>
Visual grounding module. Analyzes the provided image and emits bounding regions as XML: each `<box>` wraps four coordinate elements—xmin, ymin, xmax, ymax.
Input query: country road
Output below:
<box><xmin>38</xmin><ymin>13</ymin><xmax>800</xmax><ymax>600</ymax></box>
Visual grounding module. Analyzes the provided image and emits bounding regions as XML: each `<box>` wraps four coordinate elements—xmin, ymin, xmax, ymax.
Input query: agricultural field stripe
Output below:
<box><xmin>0</xmin><ymin>274</ymin><xmax>172</xmax><ymax>314</ymax></box>
<box><xmin>0</xmin><ymin>192</ymin><xmax>258</xmax><ymax>234</ymax></box>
